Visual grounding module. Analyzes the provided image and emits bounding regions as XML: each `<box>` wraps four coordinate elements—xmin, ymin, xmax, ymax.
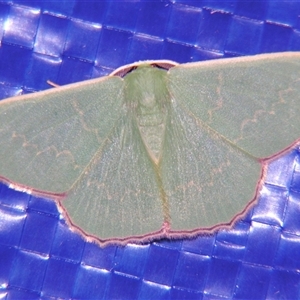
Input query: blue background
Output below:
<box><xmin>1</xmin><ymin>0</ymin><xmax>300</xmax><ymax>299</ymax></box>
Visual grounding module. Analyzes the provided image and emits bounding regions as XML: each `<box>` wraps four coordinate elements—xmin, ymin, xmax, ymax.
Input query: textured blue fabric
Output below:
<box><xmin>0</xmin><ymin>1</ymin><xmax>300</xmax><ymax>299</ymax></box>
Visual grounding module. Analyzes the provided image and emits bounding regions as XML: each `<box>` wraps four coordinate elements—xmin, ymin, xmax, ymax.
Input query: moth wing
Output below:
<box><xmin>0</xmin><ymin>76</ymin><xmax>124</xmax><ymax>193</ymax></box>
<box><xmin>160</xmin><ymin>101</ymin><xmax>260</xmax><ymax>231</ymax></box>
<box><xmin>62</xmin><ymin>114</ymin><xmax>164</xmax><ymax>242</ymax></box>
<box><xmin>168</xmin><ymin>52</ymin><xmax>300</xmax><ymax>159</ymax></box>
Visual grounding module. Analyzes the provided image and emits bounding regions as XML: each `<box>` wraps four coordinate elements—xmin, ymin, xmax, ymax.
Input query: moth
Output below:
<box><xmin>0</xmin><ymin>52</ymin><xmax>299</xmax><ymax>246</ymax></box>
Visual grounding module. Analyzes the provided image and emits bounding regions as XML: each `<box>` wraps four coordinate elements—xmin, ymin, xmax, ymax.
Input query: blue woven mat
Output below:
<box><xmin>1</xmin><ymin>1</ymin><xmax>300</xmax><ymax>299</ymax></box>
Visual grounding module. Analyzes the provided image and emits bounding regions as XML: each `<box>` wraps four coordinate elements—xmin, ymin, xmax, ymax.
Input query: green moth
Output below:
<box><xmin>0</xmin><ymin>52</ymin><xmax>299</xmax><ymax>246</ymax></box>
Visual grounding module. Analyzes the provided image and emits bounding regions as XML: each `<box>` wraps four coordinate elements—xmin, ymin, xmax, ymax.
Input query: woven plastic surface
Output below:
<box><xmin>1</xmin><ymin>1</ymin><xmax>300</xmax><ymax>299</ymax></box>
